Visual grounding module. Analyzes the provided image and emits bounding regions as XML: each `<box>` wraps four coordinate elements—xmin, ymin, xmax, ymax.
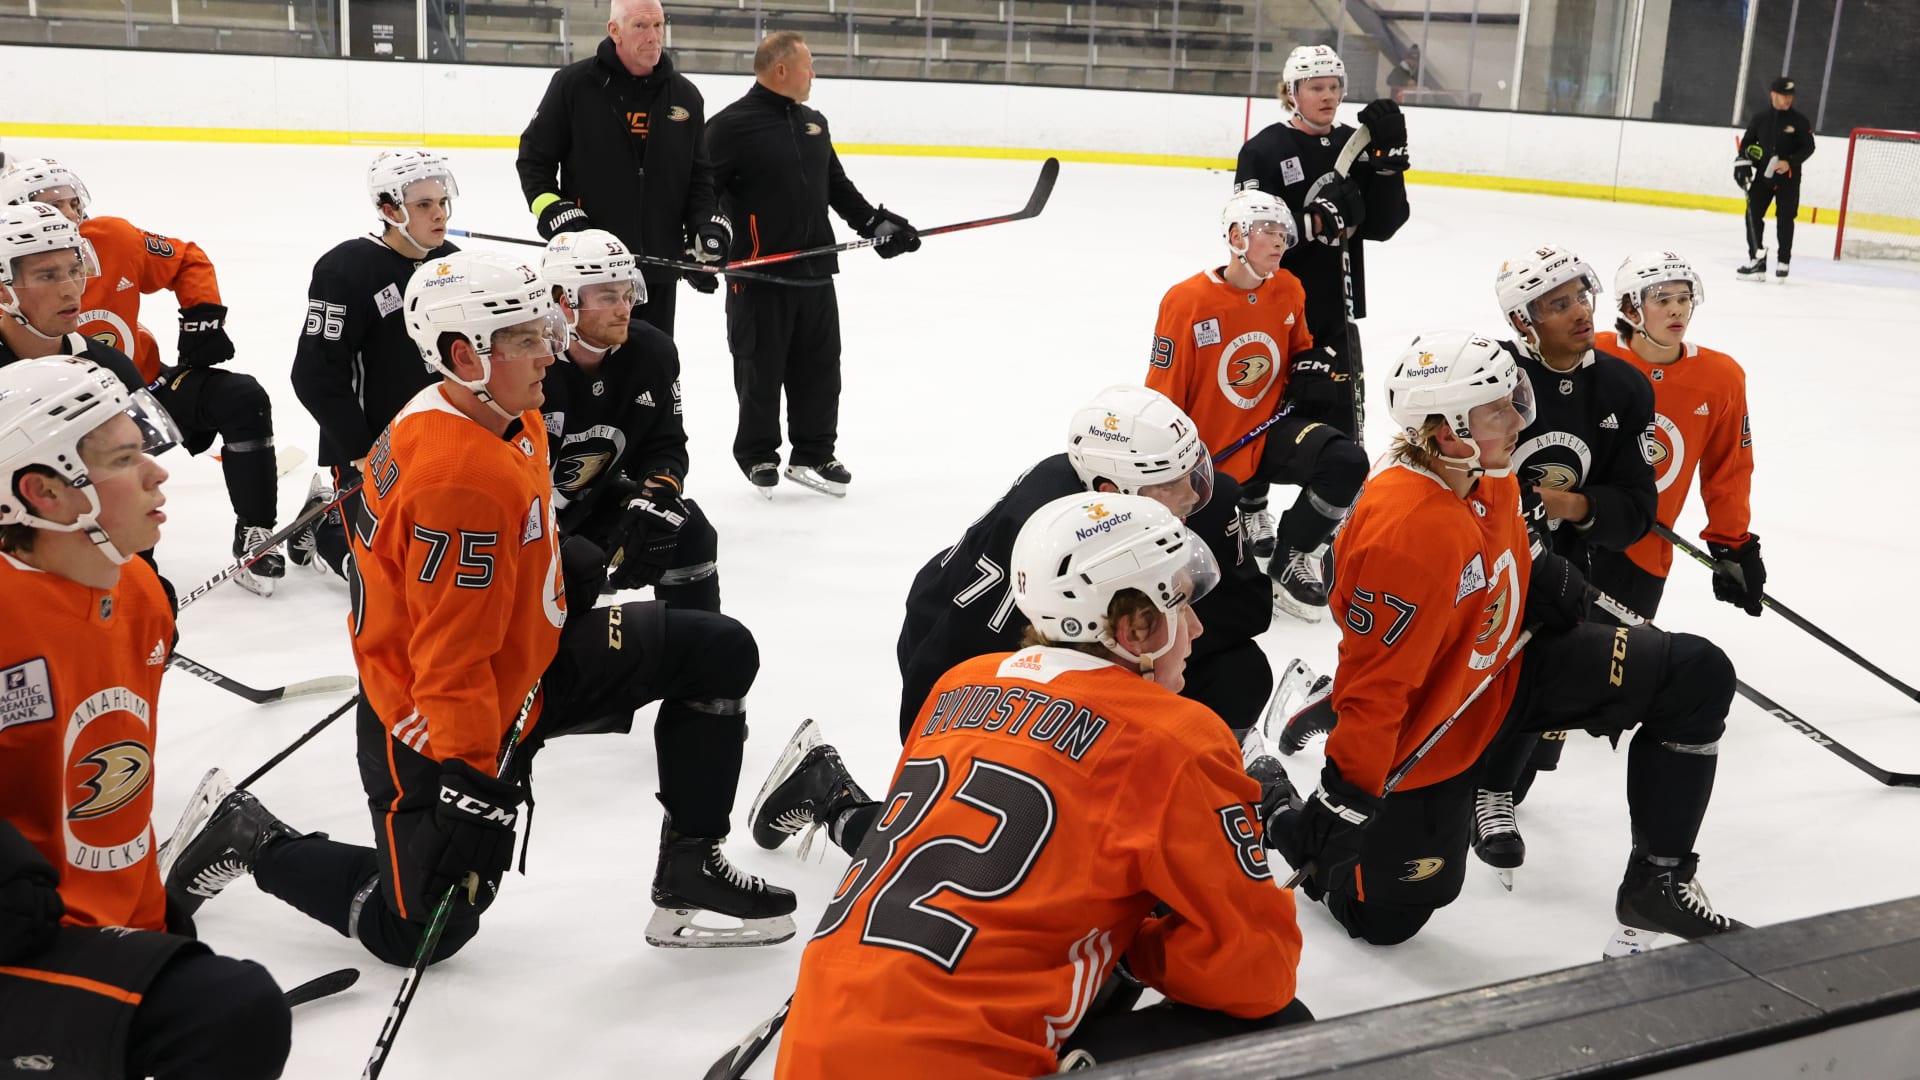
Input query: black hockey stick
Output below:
<box><xmin>1298</xmin><ymin>125</ymin><xmax>1372</xmax><ymax>444</ymax></box>
<box><xmin>1212</xmin><ymin>402</ymin><xmax>1297</xmax><ymax>466</ymax></box>
<box><xmin>446</xmin><ymin>229</ymin><xmax>807</xmax><ymax>286</ymax></box>
<box><xmin>285</xmin><ymin>967</ymin><xmax>360</xmax><ymax>1008</ymax></box>
<box><xmin>237</xmin><ymin>693</ymin><xmax>362</xmax><ymax>790</ymax></box>
<box><xmin>1654</xmin><ymin>523</ymin><xmax>1920</xmax><ymax>703</ymax></box>
<box><xmin>719</xmin><ymin>156</ymin><xmax>1060</xmax><ymax>272</ymax></box>
<box><xmin>1589</xmin><ymin>588</ymin><xmax>1920</xmax><ymax>788</ymax></box>
<box><xmin>703</xmin><ymin>994</ymin><xmax>792</xmax><ymax>1080</ymax></box>
<box><xmin>167</xmin><ymin>651</ymin><xmax>356</xmax><ymax>705</ymax></box>
<box><xmin>175</xmin><ymin>483</ymin><xmax>361</xmax><ymax>611</ymax></box>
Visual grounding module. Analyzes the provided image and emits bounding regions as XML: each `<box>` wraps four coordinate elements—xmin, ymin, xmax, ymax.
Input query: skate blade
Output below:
<box><xmin>645</xmin><ymin>907</ymin><xmax>795</xmax><ymax>949</ymax></box>
<box><xmin>158</xmin><ymin>767</ymin><xmax>233</xmax><ymax>880</ymax></box>
<box><xmin>755</xmin><ymin>485</ymin><xmax>775</xmax><ymax>501</ymax></box>
<box><xmin>1270</xmin><ymin>585</ymin><xmax>1325</xmax><ymax>623</ymax></box>
<box><xmin>1602</xmin><ymin>923</ymin><xmax>1664</xmax><ymax>960</ymax></box>
<box><xmin>234</xmin><ymin>572</ymin><xmax>276</xmax><ymax>598</ymax></box>
<box><xmin>1258</xmin><ymin>659</ymin><xmax>1316</xmax><ymax>746</ymax></box>
<box><xmin>1496</xmin><ymin>868</ymin><xmax>1514</xmax><ymax>892</ymax></box>
<box><xmin>784</xmin><ymin>468</ymin><xmax>847</xmax><ymax>498</ymax></box>
<box><xmin>749</xmin><ymin>720</ymin><xmax>821</xmax><ymax>850</ymax></box>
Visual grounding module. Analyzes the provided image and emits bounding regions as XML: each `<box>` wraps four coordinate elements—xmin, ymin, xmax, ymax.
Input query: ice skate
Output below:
<box><xmin>1256</xmin><ymin>658</ymin><xmax>1318</xmax><ymax>744</ymax></box>
<box><xmin>784</xmin><ymin>459</ymin><xmax>851</xmax><ymax>498</ymax></box>
<box><xmin>1471</xmin><ymin>788</ymin><xmax>1524</xmax><ymax>891</ymax></box>
<box><xmin>233</xmin><ymin>522</ymin><xmax>284</xmax><ymax>597</ymax></box>
<box><xmin>1240</xmin><ymin>502</ymin><xmax>1276</xmax><ymax>560</ymax></box>
<box><xmin>1270</xmin><ymin>544</ymin><xmax>1329</xmax><ymax>623</ymax></box>
<box><xmin>1277</xmin><ymin>674</ymin><xmax>1335</xmax><ymax>755</ymax></box>
<box><xmin>1603</xmin><ymin>853</ymin><xmax>1747</xmax><ymax>959</ymax></box>
<box><xmin>647</xmin><ymin>827</ymin><xmax>797</xmax><ymax>948</ymax></box>
<box><xmin>1735</xmin><ymin>252</ymin><xmax>1768</xmax><ymax>279</ymax></box>
<box><xmin>749</xmin><ymin>719</ymin><xmax>872</xmax><ymax>859</ymax></box>
<box><xmin>287</xmin><ymin>472</ymin><xmax>333</xmax><ymax>572</ymax></box>
<box><xmin>1773</xmin><ymin>259</ymin><xmax>1790</xmax><ymax>280</ymax></box>
<box><xmin>165</xmin><ymin>789</ymin><xmax>298</xmax><ymax>916</ymax></box>
<box><xmin>156</xmin><ymin>767</ymin><xmax>233</xmax><ymax>881</ymax></box>
<box><xmin>1241</xmin><ymin>727</ymin><xmax>1300</xmax><ymax>814</ymax></box>
<box><xmin>747</xmin><ymin>461</ymin><xmax>779</xmax><ymax>500</ymax></box>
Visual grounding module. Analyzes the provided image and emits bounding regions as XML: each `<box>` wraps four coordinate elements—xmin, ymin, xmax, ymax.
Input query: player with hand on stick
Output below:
<box><xmin>1149</xmin><ymin>188</ymin><xmax>1368</xmax><ymax>621</ymax></box>
<box><xmin>0</xmin><ymin>356</ymin><xmax>292</xmax><ymax>1078</ymax></box>
<box><xmin>1262</xmin><ymin>332</ymin><xmax>1744</xmax><ymax>956</ymax></box>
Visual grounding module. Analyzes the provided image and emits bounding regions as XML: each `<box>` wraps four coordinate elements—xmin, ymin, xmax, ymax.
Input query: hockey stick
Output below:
<box><xmin>285</xmin><ymin>967</ymin><xmax>360</xmax><ymax>1008</ymax></box>
<box><xmin>167</xmin><ymin>651</ymin><xmax>356</xmax><ymax>705</ymax></box>
<box><xmin>1653</xmin><ymin>522</ymin><xmax>1920</xmax><ymax>703</ymax></box>
<box><xmin>238</xmin><ymin>693</ymin><xmax>362</xmax><ymax>790</ymax></box>
<box><xmin>1300</xmin><ymin>125</ymin><xmax>1373</xmax><ymax>444</ymax></box>
<box><xmin>717</xmin><ymin>156</ymin><xmax>1061</xmax><ymax>272</ymax></box>
<box><xmin>446</xmin><ymin>229</ymin><xmax>807</xmax><ymax>286</ymax></box>
<box><xmin>703</xmin><ymin>994</ymin><xmax>792</xmax><ymax>1080</ymax></box>
<box><xmin>1212</xmin><ymin>402</ymin><xmax>1298</xmax><ymax>466</ymax></box>
<box><xmin>174</xmin><ymin>482</ymin><xmax>361</xmax><ymax>611</ymax></box>
<box><xmin>362</xmin><ymin>684</ymin><xmax>537</xmax><ymax>1079</ymax></box>
<box><xmin>1281</xmin><ymin>625</ymin><xmax>1534</xmax><ymax>891</ymax></box>
<box><xmin>1588</xmin><ymin>588</ymin><xmax>1920</xmax><ymax>788</ymax></box>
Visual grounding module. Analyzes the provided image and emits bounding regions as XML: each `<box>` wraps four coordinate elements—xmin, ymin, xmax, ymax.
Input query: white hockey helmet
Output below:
<box><xmin>1385</xmin><ymin>330</ymin><xmax>1536</xmax><ymax>478</ymax></box>
<box><xmin>1494</xmin><ymin>245</ymin><xmax>1602</xmax><ymax>353</ymax></box>
<box><xmin>1614</xmin><ymin>250</ymin><xmax>1704</xmax><ymax>325</ymax></box>
<box><xmin>1281</xmin><ymin>44</ymin><xmax>1347</xmax><ymax>104</ymax></box>
<box><xmin>1221</xmin><ymin>187</ymin><xmax>1297</xmax><ymax>263</ymax></box>
<box><xmin>543</xmin><ymin>228</ymin><xmax>646</xmax><ymax>319</ymax></box>
<box><xmin>0</xmin><ymin>355</ymin><xmax>181</xmax><ymax>564</ymax></box>
<box><xmin>0</xmin><ymin>157</ymin><xmax>91</xmax><ymax>217</ymax></box>
<box><xmin>1066</xmin><ymin>384</ymin><xmax>1213</xmax><ymax>515</ymax></box>
<box><xmin>1011</xmin><ymin>492</ymin><xmax>1220</xmax><ymax>671</ymax></box>
<box><xmin>367</xmin><ymin>148</ymin><xmax>459</xmax><ymax>228</ymax></box>
<box><xmin>403</xmin><ymin>252</ymin><xmax>566</xmax><ymax>415</ymax></box>
<box><xmin>0</xmin><ymin>202</ymin><xmax>101</xmax><ymax>319</ymax></box>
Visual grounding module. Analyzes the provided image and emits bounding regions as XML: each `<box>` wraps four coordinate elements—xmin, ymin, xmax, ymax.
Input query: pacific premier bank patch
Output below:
<box><xmin>0</xmin><ymin>657</ymin><xmax>55</xmax><ymax>734</ymax></box>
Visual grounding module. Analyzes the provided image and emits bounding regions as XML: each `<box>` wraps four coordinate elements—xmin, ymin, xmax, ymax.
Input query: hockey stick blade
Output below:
<box><xmin>445</xmin><ymin>229</ymin><xmax>805</xmax><ymax>286</ymax></box>
<box><xmin>285</xmin><ymin>967</ymin><xmax>360</xmax><ymax>1008</ymax></box>
<box><xmin>167</xmin><ymin>653</ymin><xmax>355</xmax><ymax>705</ymax></box>
<box><xmin>704</xmin><ymin>995</ymin><xmax>791</xmax><ymax>1080</ymax></box>
<box><xmin>1735</xmin><ymin>678</ymin><xmax>1920</xmax><ymax>788</ymax></box>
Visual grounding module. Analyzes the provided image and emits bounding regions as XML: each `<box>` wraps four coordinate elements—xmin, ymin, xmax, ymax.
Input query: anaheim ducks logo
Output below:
<box><xmin>805</xmin><ymin>122</ymin><xmax>823</xmax><ymax>136</ymax></box>
<box><xmin>1216</xmin><ymin>330</ymin><xmax>1281</xmax><ymax>411</ymax></box>
<box><xmin>69</xmin><ymin>740</ymin><xmax>152</xmax><ymax>821</ymax></box>
<box><xmin>1527</xmin><ymin>462</ymin><xmax>1580</xmax><ymax>491</ymax></box>
<box><xmin>1228</xmin><ymin>353</ymin><xmax>1271</xmax><ymax>387</ymax></box>
<box><xmin>1643</xmin><ymin>435</ymin><xmax>1671</xmax><ymax>468</ymax></box>
<box><xmin>1477</xmin><ymin>586</ymin><xmax>1510</xmax><ymax>644</ymax></box>
<box><xmin>1401</xmin><ymin>857</ymin><xmax>1446</xmax><ymax>882</ymax></box>
<box><xmin>1648</xmin><ymin>412</ymin><xmax>1686</xmax><ymax>494</ymax></box>
<box><xmin>668</xmin><ymin>106</ymin><xmax>691</xmax><ymax>122</ymax></box>
<box><xmin>554</xmin><ymin>450</ymin><xmax>613</xmax><ymax>494</ymax></box>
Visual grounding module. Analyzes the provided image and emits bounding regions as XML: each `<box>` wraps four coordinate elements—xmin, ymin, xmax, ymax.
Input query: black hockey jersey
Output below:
<box><xmin>1502</xmin><ymin>341</ymin><xmax>1657</xmax><ymax>566</ymax></box>
<box><xmin>895</xmin><ymin>454</ymin><xmax>1269</xmax><ymax>740</ymax></box>
<box><xmin>0</xmin><ymin>332</ymin><xmax>146</xmax><ymax>394</ymax></box>
<box><xmin>1234</xmin><ymin>122</ymin><xmax>1409</xmax><ymax>341</ymax></box>
<box><xmin>291</xmin><ymin>234</ymin><xmax>459</xmax><ymax>467</ymax></box>
<box><xmin>539</xmin><ymin>318</ymin><xmax>689</xmax><ymax>536</ymax></box>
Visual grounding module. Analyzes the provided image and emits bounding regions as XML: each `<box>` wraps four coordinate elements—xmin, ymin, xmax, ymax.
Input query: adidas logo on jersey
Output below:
<box><xmin>1600</xmin><ymin>414</ymin><xmax>1619</xmax><ymax>429</ymax></box>
<box><xmin>116</xmin><ymin>276</ymin><xmax>137</xmax><ymax>291</ymax></box>
<box><xmin>147</xmin><ymin>640</ymin><xmax>167</xmax><ymax>666</ymax></box>
<box><xmin>1694</xmin><ymin>402</ymin><xmax>1711</xmax><ymax>415</ymax></box>
<box><xmin>635</xmin><ymin>391</ymin><xmax>655</xmax><ymax>407</ymax></box>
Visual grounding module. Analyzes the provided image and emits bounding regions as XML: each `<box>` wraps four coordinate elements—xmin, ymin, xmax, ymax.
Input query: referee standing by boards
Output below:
<box><xmin>1735</xmin><ymin>76</ymin><xmax>1815</xmax><ymax>282</ymax></box>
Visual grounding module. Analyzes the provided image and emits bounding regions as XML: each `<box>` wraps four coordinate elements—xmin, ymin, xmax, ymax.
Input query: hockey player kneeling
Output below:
<box><xmin>775</xmin><ymin>493</ymin><xmax>1311</xmax><ymax>1078</ymax></box>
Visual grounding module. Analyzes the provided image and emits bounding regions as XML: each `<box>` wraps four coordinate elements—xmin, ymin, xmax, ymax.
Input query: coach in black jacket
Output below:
<box><xmin>516</xmin><ymin>0</ymin><xmax>727</xmax><ymax>336</ymax></box>
<box><xmin>1735</xmin><ymin>76</ymin><xmax>1817</xmax><ymax>279</ymax></box>
<box><xmin>705</xmin><ymin>30</ymin><xmax>919</xmax><ymax>497</ymax></box>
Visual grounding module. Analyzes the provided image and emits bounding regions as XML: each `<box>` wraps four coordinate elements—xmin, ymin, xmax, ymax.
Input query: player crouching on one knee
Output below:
<box><xmin>1260</xmin><ymin>331</ymin><xmax>1746</xmax><ymax>957</ymax></box>
<box><xmin>163</xmin><ymin>252</ymin><xmax>795</xmax><ymax>966</ymax></box>
<box><xmin>773</xmin><ymin>492</ymin><xmax>1311</xmax><ymax>1078</ymax></box>
<box><xmin>0</xmin><ymin>356</ymin><xmax>290</xmax><ymax>1078</ymax></box>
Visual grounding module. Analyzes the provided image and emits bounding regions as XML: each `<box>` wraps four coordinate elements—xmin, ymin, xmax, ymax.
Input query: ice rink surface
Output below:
<box><xmin>20</xmin><ymin>135</ymin><xmax>1920</xmax><ymax>1076</ymax></box>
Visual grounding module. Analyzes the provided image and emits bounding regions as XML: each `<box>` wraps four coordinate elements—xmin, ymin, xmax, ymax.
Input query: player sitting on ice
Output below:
<box><xmin>1258</xmin><ymin>331</ymin><xmax>1743</xmax><ymax>957</ymax></box>
<box><xmin>2</xmin><ymin>158</ymin><xmax>290</xmax><ymax>596</ymax></box>
<box><xmin>1148</xmin><ymin>187</ymin><xmax>1367</xmax><ymax>622</ymax></box>
<box><xmin>164</xmin><ymin>252</ymin><xmax>795</xmax><ymax>962</ymax></box>
<box><xmin>774</xmin><ymin>492</ymin><xmax>1312</xmax><ymax>1078</ymax></box>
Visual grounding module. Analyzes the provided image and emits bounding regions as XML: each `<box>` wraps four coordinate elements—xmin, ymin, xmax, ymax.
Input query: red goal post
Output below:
<box><xmin>1834</xmin><ymin>128</ymin><xmax>1920</xmax><ymax>260</ymax></box>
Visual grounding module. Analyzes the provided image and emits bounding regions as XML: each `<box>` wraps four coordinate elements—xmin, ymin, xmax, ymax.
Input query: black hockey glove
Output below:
<box><xmin>691</xmin><ymin>214</ymin><xmax>732</xmax><ymax>264</ymax></box>
<box><xmin>1356</xmin><ymin>99</ymin><xmax>1410</xmax><ymax>173</ymax></box>
<box><xmin>559</xmin><ymin>533</ymin><xmax>608</xmax><ymax>614</ymax></box>
<box><xmin>409</xmin><ymin>758</ymin><xmax>522</xmax><ymax>912</ymax></box>
<box><xmin>1304</xmin><ymin>177</ymin><xmax>1366</xmax><ymax>245</ymax></box>
<box><xmin>1284</xmin><ymin>347</ymin><xmax>1343</xmax><ymax>415</ymax></box>
<box><xmin>861</xmin><ymin>206</ymin><xmax>921</xmax><ymax>259</ymax></box>
<box><xmin>1525</xmin><ymin>550</ymin><xmax>1589</xmax><ymax>632</ymax></box>
<box><xmin>1245</xmin><ymin>752</ymin><xmax>1300</xmax><ymax>841</ymax></box>
<box><xmin>682</xmin><ymin>268</ymin><xmax>720</xmax><ymax>295</ymax></box>
<box><xmin>1290</xmin><ymin>760</ymin><xmax>1380</xmax><ymax>897</ymax></box>
<box><xmin>177</xmin><ymin>303</ymin><xmax>235</xmax><ymax>367</ymax></box>
<box><xmin>535</xmin><ymin>198</ymin><xmax>592</xmax><ymax>241</ymax></box>
<box><xmin>1733</xmin><ymin>161</ymin><xmax>1755</xmax><ymax>191</ymax></box>
<box><xmin>606</xmin><ymin>480</ymin><xmax>687</xmax><ymax>590</ymax></box>
<box><xmin>1708</xmin><ymin>534</ymin><xmax>1766</xmax><ymax>617</ymax></box>
<box><xmin>0</xmin><ymin>824</ymin><xmax>65</xmax><ymax>965</ymax></box>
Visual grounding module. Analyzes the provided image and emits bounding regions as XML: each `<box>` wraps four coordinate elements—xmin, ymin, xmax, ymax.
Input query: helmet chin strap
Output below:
<box><xmin>2</xmin><ymin>305</ymin><xmax>65</xmax><ymax>343</ymax></box>
<box><xmin>22</xmin><ymin>488</ymin><xmax>135</xmax><ymax>566</ymax></box>
<box><xmin>1624</xmin><ymin>302</ymin><xmax>1681</xmax><ymax>351</ymax></box>
<box><xmin>1227</xmin><ymin>235</ymin><xmax>1276</xmax><ymax>281</ymax></box>
<box><xmin>1100</xmin><ymin>624</ymin><xmax>1177</xmax><ymax>676</ymax></box>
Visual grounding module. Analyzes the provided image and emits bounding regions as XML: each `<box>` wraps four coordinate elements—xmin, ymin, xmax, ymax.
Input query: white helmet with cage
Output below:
<box><xmin>1066</xmin><ymin>384</ymin><xmax>1213</xmax><ymax>513</ymax></box>
<box><xmin>1281</xmin><ymin>44</ymin><xmax>1347</xmax><ymax>106</ymax></box>
<box><xmin>367</xmin><ymin>149</ymin><xmax>459</xmax><ymax>228</ymax></box>
<box><xmin>1494</xmin><ymin>244</ymin><xmax>1603</xmax><ymax>357</ymax></box>
<box><xmin>543</xmin><ymin>229</ymin><xmax>646</xmax><ymax>318</ymax></box>
<box><xmin>0</xmin><ymin>355</ymin><xmax>181</xmax><ymax>564</ymax></box>
<box><xmin>0</xmin><ymin>157</ymin><xmax>91</xmax><ymax>217</ymax></box>
<box><xmin>402</xmin><ymin>252</ymin><xmax>566</xmax><ymax>417</ymax></box>
<box><xmin>1221</xmin><ymin>187</ymin><xmax>1297</xmax><ymax>266</ymax></box>
<box><xmin>1614</xmin><ymin>250</ymin><xmax>1703</xmax><ymax>344</ymax></box>
<box><xmin>0</xmin><ymin>202</ymin><xmax>101</xmax><ymax>321</ymax></box>
<box><xmin>1385</xmin><ymin>330</ymin><xmax>1536</xmax><ymax>478</ymax></box>
<box><xmin>1011</xmin><ymin>491</ymin><xmax>1220</xmax><ymax>671</ymax></box>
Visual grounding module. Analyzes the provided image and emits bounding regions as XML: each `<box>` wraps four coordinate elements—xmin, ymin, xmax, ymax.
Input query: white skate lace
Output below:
<box><xmin>1280</xmin><ymin>550</ymin><xmax>1320</xmax><ymax>587</ymax></box>
<box><xmin>1676</xmin><ymin>877</ymin><xmax>1732</xmax><ymax>928</ymax></box>
<box><xmin>1474</xmin><ymin>790</ymin><xmax>1518</xmax><ymax>840</ymax></box>
<box><xmin>188</xmin><ymin>857</ymin><xmax>248</xmax><ymax>899</ymax></box>
<box><xmin>706</xmin><ymin>850</ymin><xmax>764</xmax><ymax>893</ymax></box>
<box><xmin>1242</xmin><ymin>510</ymin><xmax>1275</xmax><ymax>543</ymax></box>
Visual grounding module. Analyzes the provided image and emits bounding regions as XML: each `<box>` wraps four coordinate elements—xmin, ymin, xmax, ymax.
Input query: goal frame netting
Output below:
<box><xmin>1833</xmin><ymin>128</ymin><xmax>1920</xmax><ymax>261</ymax></box>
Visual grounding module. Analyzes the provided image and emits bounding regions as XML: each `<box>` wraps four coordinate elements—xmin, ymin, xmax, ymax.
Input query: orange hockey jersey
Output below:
<box><xmin>349</xmin><ymin>385</ymin><xmax>567</xmax><ymax>772</ymax></box>
<box><xmin>1147</xmin><ymin>267</ymin><xmax>1313</xmax><ymax>481</ymax></box>
<box><xmin>0</xmin><ymin>553</ymin><xmax>174</xmax><ymax>932</ymax></box>
<box><xmin>76</xmin><ymin>216</ymin><xmax>223</xmax><ymax>385</ymax></box>
<box><xmin>1328</xmin><ymin>463</ymin><xmax>1532</xmax><ymax>799</ymax></box>
<box><xmin>1595</xmin><ymin>332</ymin><xmax>1755</xmax><ymax>578</ymax></box>
<box><xmin>776</xmin><ymin>648</ymin><xmax>1301</xmax><ymax>1080</ymax></box>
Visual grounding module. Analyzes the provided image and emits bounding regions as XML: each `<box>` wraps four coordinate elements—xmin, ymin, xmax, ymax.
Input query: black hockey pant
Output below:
<box><xmin>1064</xmin><ymin>996</ymin><xmax>1314</xmax><ymax>1064</ymax></box>
<box><xmin>1239</xmin><ymin>414</ymin><xmax>1368</xmax><ymax>555</ymax></box>
<box><xmin>1745</xmin><ymin>177</ymin><xmax>1800</xmax><ymax>262</ymax></box>
<box><xmin>152</xmin><ymin>365</ymin><xmax>278</xmax><ymax>526</ymax></box>
<box><xmin>727</xmin><ymin>279</ymin><xmax>842</xmax><ymax>472</ymax></box>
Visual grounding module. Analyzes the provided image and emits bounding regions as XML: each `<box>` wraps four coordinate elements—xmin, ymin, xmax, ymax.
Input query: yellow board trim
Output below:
<box><xmin>0</xmin><ymin>122</ymin><xmax>1854</xmax><ymax>220</ymax></box>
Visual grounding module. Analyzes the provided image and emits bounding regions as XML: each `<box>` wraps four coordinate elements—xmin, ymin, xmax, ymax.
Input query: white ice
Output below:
<box><xmin>19</xmin><ymin>136</ymin><xmax>1920</xmax><ymax>1077</ymax></box>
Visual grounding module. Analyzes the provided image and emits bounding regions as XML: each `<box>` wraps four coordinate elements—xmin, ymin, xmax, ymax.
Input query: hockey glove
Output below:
<box><xmin>1304</xmin><ymin>177</ymin><xmax>1366</xmax><ymax>245</ymax></box>
<box><xmin>177</xmin><ymin>303</ymin><xmax>235</xmax><ymax>367</ymax></box>
<box><xmin>1708</xmin><ymin>534</ymin><xmax>1766</xmax><ymax>617</ymax></box>
<box><xmin>535</xmin><ymin>197</ymin><xmax>593</xmax><ymax>241</ymax></box>
<box><xmin>409</xmin><ymin>759</ymin><xmax>522</xmax><ymax>912</ymax></box>
<box><xmin>1284</xmin><ymin>347</ymin><xmax>1343</xmax><ymax>415</ymax></box>
<box><xmin>1245</xmin><ymin>752</ymin><xmax>1301</xmax><ymax>841</ymax></box>
<box><xmin>0</xmin><ymin>824</ymin><xmax>65</xmax><ymax>965</ymax></box>
<box><xmin>1289</xmin><ymin>760</ymin><xmax>1379</xmax><ymax>897</ymax></box>
<box><xmin>1733</xmin><ymin>161</ymin><xmax>1755</xmax><ymax>191</ymax></box>
<box><xmin>1525</xmin><ymin>550</ymin><xmax>1589</xmax><ymax>632</ymax></box>
<box><xmin>682</xmin><ymin>268</ymin><xmax>720</xmax><ymax>295</ymax></box>
<box><xmin>559</xmin><ymin>533</ymin><xmax>609</xmax><ymax>613</ymax></box>
<box><xmin>861</xmin><ymin>206</ymin><xmax>921</xmax><ymax>259</ymax></box>
<box><xmin>606</xmin><ymin>480</ymin><xmax>687</xmax><ymax>590</ymax></box>
<box><xmin>1356</xmin><ymin>99</ymin><xmax>1410</xmax><ymax>173</ymax></box>
<box><xmin>691</xmin><ymin>214</ymin><xmax>732</xmax><ymax>263</ymax></box>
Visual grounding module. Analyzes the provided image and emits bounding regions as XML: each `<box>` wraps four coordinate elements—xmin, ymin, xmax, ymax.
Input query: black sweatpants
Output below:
<box><xmin>152</xmin><ymin>365</ymin><xmax>278</xmax><ymax>527</ymax></box>
<box><xmin>1745</xmin><ymin>176</ymin><xmax>1801</xmax><ymax>262</ymax></box>
<box><xmin>726</xmin><ymin>279</ymin><xmax>842</xmax><ymax>472</ymax></box>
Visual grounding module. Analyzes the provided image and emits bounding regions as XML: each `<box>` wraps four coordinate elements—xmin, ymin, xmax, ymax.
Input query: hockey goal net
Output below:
<box><xmin>1834</xmin><ymin>128</ymin><xmax>1920</xmax><ymax>261</ymax></box>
